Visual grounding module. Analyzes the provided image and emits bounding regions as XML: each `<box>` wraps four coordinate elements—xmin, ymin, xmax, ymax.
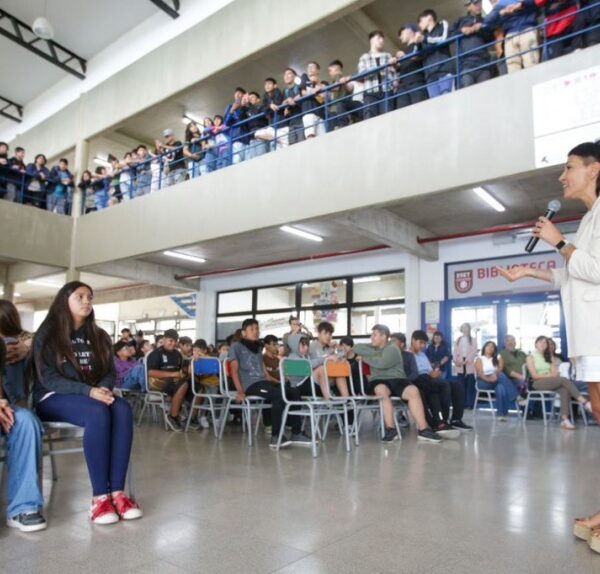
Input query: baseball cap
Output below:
<box><xmin>162</xmin><ymin>128</ymin><xmax>174</xmax><ymax>137</ymax></box>
<box><xmin>402</xmin><ymin>24</ymin><xmax>418</xmax><ymax>32</ymax></box>
<box><xmin>163</xmin><ymin>329</ymin><xmax>179</xmax><ymax>341</ymax></box>
<box><xmin>372</xmin><ymin>324</ymin><xmax>391</xmax><ymax>337</ymax></box>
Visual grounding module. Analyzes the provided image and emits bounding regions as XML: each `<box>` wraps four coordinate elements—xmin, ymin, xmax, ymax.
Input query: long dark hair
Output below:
<box><xmin>184</xmin><ymin>121</ymin><xmax>200</xmax><ymax>143</ymax></box>
<box><xmin>569</xmin><ymin>142</ymin><xmax>600</xmax><ymax>197</ymax></box>
<box><xmin>34</xmin><ymin>281</ymin><xmax>112</xmax><ymax>383</ymax></box>
<box><xmin>481</xmin><ymin>341</ymin><xmax>499</xmax><ymax>367</ymax></box>
<box><xmin>535</xmin><ymin>335</ymin><xmax>552</xmax><ymax>364</ymax></box>
<box><xmin>0</xmin><ymin>299</ymin><xmax>24</xmax><ymax>337</ymax></box>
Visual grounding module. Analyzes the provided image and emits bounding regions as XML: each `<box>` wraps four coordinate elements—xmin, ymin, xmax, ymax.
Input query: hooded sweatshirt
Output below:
<box><xmin>287</xmin><ymin>333</ymin><xmax>322</xmax><ymax>387</ymax></box>
<box><xmin>353</xmin><ymin>342</ymin><xmax>406</xmax><ymax>380</ymax></box>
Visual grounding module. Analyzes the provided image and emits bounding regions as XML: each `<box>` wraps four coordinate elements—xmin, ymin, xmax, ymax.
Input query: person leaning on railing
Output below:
<box><xmin>394</xmin><ymin>25</ymin><xmax>429</xmax><ymax>109</ymax></box>
<box><xmin>418</xmin><ymin>9</ymin><xmax>455</xmax><ymax>98</ymax></box>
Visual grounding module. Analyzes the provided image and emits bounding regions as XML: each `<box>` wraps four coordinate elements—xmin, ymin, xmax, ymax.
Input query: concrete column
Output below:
<box><xmin>66</xmin><ymin>268</ymin><xmax>81</xmax><ymax>282</ymax></box>
<box><xmin>405</xmin><ymin>254</ymin><xmax>421</xmax><ymax>337</ymax></box>
<box><xmin>0</xmin><ymin>265</ymin><xmax>15</xmax><ymax>302</ymax></box>
<box><xmin>72</xmin><ymin>137</ymin><xmax>89</xmax><ymax>218</ymax></box>
<box><xmin>196</xmin><ymin>284</ymin><xmax>217</xmax><ymax>342</ymax></box>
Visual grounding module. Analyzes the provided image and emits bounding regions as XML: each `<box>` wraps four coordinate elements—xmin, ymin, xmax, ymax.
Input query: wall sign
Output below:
<box><xmin>446</xmin><ymin>252</ymin><xmax>563</xmax><ymax>300</ymax></box>
<box><xmin>171</xmin><ymin>294</ymin><xmax>197</xmax><ymax>318</ymax></box>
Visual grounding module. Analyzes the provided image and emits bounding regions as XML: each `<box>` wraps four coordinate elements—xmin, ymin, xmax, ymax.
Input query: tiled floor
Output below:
<box><xmin>2</xmin><ymin>414</ymin><xmax>599</xmax><ymax>573</ymax></box>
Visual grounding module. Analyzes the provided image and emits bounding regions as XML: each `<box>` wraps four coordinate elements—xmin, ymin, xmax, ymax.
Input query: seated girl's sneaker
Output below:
<box><xmin>89</xmin><ymin>496</ymin><xmax>119</xmax><ymax>525</ymax></box>
<box><xmin>112</xmin><ymin>493</ymin><xmax>143</xmax><ymax>520</ymax></box>
<box><xmin>7</xmin><ymin>511</ymin><xmax>47</xmax><ymax>532</ymax></box>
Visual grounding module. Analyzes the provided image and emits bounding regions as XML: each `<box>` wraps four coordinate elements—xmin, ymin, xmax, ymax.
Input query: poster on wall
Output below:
<box><xmin>310</xmin><ymin>281</ymin><xmax>339</xmax><ymax>328</ymax></box>
<box><xmin>532</xmin><ymin>65</ymin><xmax>600</xmax><ymax>168</ymax></box>
<box><xmin>446</xmin><ymin>252</ymin><xmax>563</xmax><ymax>299</ymax></box>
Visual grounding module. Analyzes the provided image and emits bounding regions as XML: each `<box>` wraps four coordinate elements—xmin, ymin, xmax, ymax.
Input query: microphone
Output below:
<box><xmin>525</xmin><ymin>200</ymin><xmax>561</xmax><ymax>253</ymax></box>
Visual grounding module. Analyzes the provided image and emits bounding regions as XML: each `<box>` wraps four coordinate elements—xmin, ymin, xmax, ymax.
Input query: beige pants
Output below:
<box><xmin>504</xmin><ymin>29</ymin><xmax>539</xmax><ymax>73</ymax></box>
<box><xmin>533</xmin><ymin>376</ymin><xmax>581</xmax><ymax>417</ymax></box>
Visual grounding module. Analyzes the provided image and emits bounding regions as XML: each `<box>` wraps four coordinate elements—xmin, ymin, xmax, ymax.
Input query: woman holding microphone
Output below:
<box><xmin>498</xmin><ymin>142</ymin><xmax>600</xmax><ymax>553</ymax></box>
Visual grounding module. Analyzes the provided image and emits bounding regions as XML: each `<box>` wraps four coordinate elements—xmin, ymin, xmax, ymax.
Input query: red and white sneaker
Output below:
<box><xmin>112</xmin><ymin>493</ymin><xmax>143</xmax><ymax>520</ymax></box>
<box><xmin>89</xmin><ymin>496</ymin><xmax>119</xmax><ymax>525</ymax></box>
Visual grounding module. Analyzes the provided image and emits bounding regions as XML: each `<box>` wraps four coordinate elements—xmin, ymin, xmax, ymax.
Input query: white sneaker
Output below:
<box><xmin>560</xmin><ymin>419</ymin><xmax>576</xmax><ymax>430</ymax></box>
<box><xmin>199</xmin><ymin>416</ymin><xmax>210</xmax><ymax>429</ymax></box>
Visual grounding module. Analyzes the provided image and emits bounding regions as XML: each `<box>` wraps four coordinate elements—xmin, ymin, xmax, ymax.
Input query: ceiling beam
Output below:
<box><xmin>335</xmin><ymin>208</ymin><xmax>438</xmax><ymax>261</ymax></box>
<box><xmin>0</xmin><ymin>94</ymin><xmax>23</xmax><ymax>123</ymax></box>
<box><xmin>7</xmin><ymin>262</ymin><xmax>65</xmax><ymax>284</ymax></box>
<box><xmin>148</xmin><ymin>0</ymin><xmax>180</xmax><ymax>19</ymax></box>
<box><xmin>0</xmin><ymin>9</ymin><xmax>86</xmax><ymax>79</ymax></box>
<box><xmin>81</xmin><ymin>259</ymin><xmax>197</xmax><ymax>291</ymax></box>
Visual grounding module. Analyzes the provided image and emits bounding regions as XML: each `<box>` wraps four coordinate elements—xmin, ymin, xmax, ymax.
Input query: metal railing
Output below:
<box><xmin>0</xmin><ymin>1</ymin><xmax>598</xmax><ymax>215</ymax></box>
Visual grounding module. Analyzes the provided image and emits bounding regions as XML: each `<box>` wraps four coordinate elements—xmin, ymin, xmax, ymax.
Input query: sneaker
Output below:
<box><xmin>89</xmin><ymin>496</ymin><xmax>119</xmax><ymax>525</ymax></box>
<box><xmin>381</xmin><ymin>427</ymin><xmax>399</xmax><ymax>442</ymax></box>
<box><xmin>166</xmin><ymin>414</ymin><xmax>183</xmax><ymax>432</ymax></box>
<box><xmin>291</xmin><ymin>432</ymin><xmax>313</xmax><ymax>446</ymax></box>
<box><xmin>112</xmin><ymin>493</ymin><xmax>143</xmax><ymax>520</ymax></box>
<box><xmin>397</xmin><ymin>413</ymin><xmax>410</xmax><ymax>428</ymax></box>
<box><xmin>7</xmin><ymin>511</ymin><xmax>47</xmax><ymax>532</ymax></box>
<box><xmin>269</xmin><ymin>434</ymin><xmax>292</xmax><ymax>449</ymax></box>
<box><xmin>560</xmin><ymin>419</ymin><xmax>576</xmax><ymax>430</ymax></box>
<box><xmin>199</xmin><ymin>416</ymin><xmax>210</xmax><ymax>429</ymax></box>
<box><xmin>417</xmin><ymin>428</ymin><xmax>442</xmax><ymax>444</ymax></box>
<box><xmin>434</xmin><ymin>423</ymin><xmax>460</xmax><ymax>440</ymax></box>
<box><xmin>187</xmin><ymin>418</ymin><xmax>201</xmax><ymax>430</ymax></box>
<box><xmin>450</xmin><ymin>420</ymin><xmax>473</xmax><ymax>432</ymax></box>
<box><xmin>517</xmin><ymin>397</ymin><xmax>528</xmax><ymax>407</ymax></box>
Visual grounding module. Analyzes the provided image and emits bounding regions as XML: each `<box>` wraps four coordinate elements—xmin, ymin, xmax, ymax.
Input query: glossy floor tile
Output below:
<box><xmin>1</xmin><ymin>414</ymin><xmax>599</xmax><ymax>573</ymax></box>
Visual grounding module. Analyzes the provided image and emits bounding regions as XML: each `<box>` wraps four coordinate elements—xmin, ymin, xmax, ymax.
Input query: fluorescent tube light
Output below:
<box><xmin>280</xmin><ymin>225</ymin><xmax>323</xmax><ymax>242</ymax></box>
<box><xmin>164</xmin><ymin>250</ymin><xmax>206</xmax><ymax>263</ymax></box>
<box><xmin>354</xmin><ymin>276</ymin><xmax>382</xmax><ymax>284</ymax></box>
<box><xmin>482</xmin><ymin>0</ymin><xmax>493</xmax><ymax>15</ymax></box>
<box><xmin>93</xmin><ymin>156</ymin><xmax>111</xmax><ymax>168</ymax></box>
<box><xmin>473</xmin><ymin>187</ymin><xmax>506</xmax><ymax>212</ymax></box>
<box><xmin>182</xmin><ymin>112</ymin><xmax>203</xmax><ymax>125</ymax></box>
<box><xmin>26</xmin><ymin>279</ymin><xmax>62</xmax><ymax>288</ymax></box>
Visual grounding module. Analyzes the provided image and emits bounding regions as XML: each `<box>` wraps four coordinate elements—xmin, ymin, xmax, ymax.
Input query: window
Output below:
<box><xmin>215</xmin><ymin>270</ymin><xmax>404</xmax><ymax>343</ymax></box>
<box><xmin>218</xmin><ymin>290</ymin><xmax>252</xmax><ymax>314</ymax></box>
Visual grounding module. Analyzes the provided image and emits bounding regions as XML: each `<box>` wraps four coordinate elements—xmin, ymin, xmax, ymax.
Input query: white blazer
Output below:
<box><xmin>552</xmin><ymin>197</ymin><xmax>600</xmax><ymax>358</ymax></box>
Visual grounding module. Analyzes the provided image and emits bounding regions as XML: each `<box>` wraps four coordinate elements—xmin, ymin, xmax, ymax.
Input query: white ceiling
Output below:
<box><xmin>0</xmin><ymin>0</ymin><xmax>158</xmax><ymax>104</ymax></box>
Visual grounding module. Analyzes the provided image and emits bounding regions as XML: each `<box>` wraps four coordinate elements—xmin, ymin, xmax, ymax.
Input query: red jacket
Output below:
<box><xmin>535</xmin><ymin>0</ymin><xmax>578</xmax><ymax>37</ymax></box>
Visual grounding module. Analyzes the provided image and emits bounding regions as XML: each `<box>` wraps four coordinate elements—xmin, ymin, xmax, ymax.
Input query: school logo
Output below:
<box><xmin>454</xmin><ymin>270</ymin><xmax>473</xmax><ymax>294</ymax></box>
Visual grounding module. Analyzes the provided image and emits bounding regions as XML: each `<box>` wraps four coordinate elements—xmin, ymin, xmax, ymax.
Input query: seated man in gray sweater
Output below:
<box><xmin>353</xmin><ymin>324</ymin><xmax>442</xmax><ymax>443</ymax></box>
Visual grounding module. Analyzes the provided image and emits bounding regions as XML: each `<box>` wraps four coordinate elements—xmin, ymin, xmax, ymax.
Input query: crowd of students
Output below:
<box><xmin>1</xmin><ymin>277</ymin><xmax>597</xmax><ymax>534</ymax></box>
<box><xmin>1</xmin><ymin>1</ymin><xmax>598</xmax><ymax>213</ymax></box>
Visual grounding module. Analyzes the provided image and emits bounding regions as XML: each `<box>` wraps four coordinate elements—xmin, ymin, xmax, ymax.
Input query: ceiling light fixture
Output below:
<box><xmin>353</xmin><ymin>276</ymin><xmax>382</xmax><ymax>284</ymax></box>
<box><xmin>163</xmin><ymin>250</ymin><xmax>207</xmax><ymax>263</ymax></box>
<box><xmin>482</xmin><ymin>0</ymin><xmax>494</xmax><ymax>15</ymax></box>
<box><xmin>32</xmin><ymin>0</ymin><xmax>55</xmax><ymax>40</ymax></box>
<box><xmin>182</xmin><ymin>112</ymin><xmax>203</xmax><ymax>125</ymax></box>
<box><xmin>93</xmin><ymin>155</ymin><xmax>111</xmax><ymax>168</ymax></box>
<box><xmin>26</xmin><ymin>279</ymin><xmax>61</xmax><ymax>288</ymax></box>
<box><xmin>472</xmin><ymin>186</ymin><xmax>506</xmax><ymax>213</ymax></box>
<box><xmin>280</xmin><ymin>225</ymin><xmax>323</xmax><ymax>242</ymax></box>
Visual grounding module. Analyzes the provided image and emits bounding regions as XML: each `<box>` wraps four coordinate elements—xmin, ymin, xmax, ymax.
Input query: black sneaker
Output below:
<box><xmin>291</xmin><ymin>432</ymin><xmax>312</xmax><ymax>446</ymax></box>
<box><xmin>418</xmin><ymin>428</ymin><xmax>442</xmax><ymax>443</ymax></box>
<box><xmin>166</xmin><ymin>414</ymin><xmax>183</xmax><ymax>432</ymax></box>
<box><xmin>397</xmin><ymin>413</ymin><xmax>410</xmax><ymax>428</ymax></box>
<box><xmin>7</xmin><ymin>511</ymin><xmax>47</xmax><ymax>532</ymax></box>
<box><xmin>434</xmin><ymin>423</ymin><xmax>460</xmax><ymax>439</ymax></box>
<box><xmin>450</xmin><ymin>420</ymin><xmax>473</xmax><ymax>432</ymax></box>
<box><xmin>270</xmin><ymin>434</ymin><xmax>292</xmax><ymax>449</ymax></box>
<box><xmin>381</xmin><ymin>427</ymin><xmax>399</xmax><ymax>442</ymax></box>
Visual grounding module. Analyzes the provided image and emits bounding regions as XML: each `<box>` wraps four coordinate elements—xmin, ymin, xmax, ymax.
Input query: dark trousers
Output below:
<box><xmin>413</xmin><ymin>375</ymin><xmax>449</xmax><ymax>427</ymax></box>
<box><xmin>288</xmin><ymin>119</ymin><xmax>305</xmax><ymax>145</ymax></box>
<box><xmin>460</xmin><ymin>373</ymin><xmax>476</xmax><ymax>409</ymax></box>
<box><xmin>245</xmin><ymin>380</ymin><xmax>301</xmax><ymax>435</ymax></box>
<box><xmin>460</xmin><ymin>67</ymin><xmax>492</xmax><ymax>87</ymax></box>
<box><xmin>394</xmin><ymin>84</ymin><xmax>429</xmax><ymax>109</ymax></box>
<box><xmin>36</xmin><ymin>394</ymin><xmax>133</xmax><ymax>496</ymax></box>
<box><xmin>545</xmin><ymin>33</ymin><xmax>581</xmax><ymax>60</ymax></box>
<box><xmin>363</xmin><ymin>93</ymin><xmax>390</xmax><ymax>120</ymax></box>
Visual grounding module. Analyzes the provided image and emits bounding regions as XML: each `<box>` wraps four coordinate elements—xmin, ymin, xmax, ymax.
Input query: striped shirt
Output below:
<box><xmin>357</xmin><ymin>51</ymin><xmax>396</xmax><ymax>93</ymax></box>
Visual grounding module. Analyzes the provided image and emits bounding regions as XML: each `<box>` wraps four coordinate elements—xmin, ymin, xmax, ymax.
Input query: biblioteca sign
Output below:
<box><xmin>446</xmin><ymin>252</ymin><xmax>563</xmax><ymax>300</ymax></box>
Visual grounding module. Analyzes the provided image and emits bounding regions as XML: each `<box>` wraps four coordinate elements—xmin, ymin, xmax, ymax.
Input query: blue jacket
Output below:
<box><xmin>25</xmin><ymin>164</ymin><xmax>50</xmax><ymax>191</ymax></box>
<box><xmin>484</xmin><ymin>0</ymin><xmax>539</xmax><ymax>34</ymax></box>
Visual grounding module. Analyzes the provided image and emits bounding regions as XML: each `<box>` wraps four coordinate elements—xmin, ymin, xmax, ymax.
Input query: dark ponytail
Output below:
<box><xmin>568</xmin><ymin>142</ymin><xmax>600</xmax><ymax>197</ymax></box>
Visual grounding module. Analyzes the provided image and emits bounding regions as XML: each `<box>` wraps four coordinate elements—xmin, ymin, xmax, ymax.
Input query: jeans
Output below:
<box><xmin>477</xmin><ymin>374</ymin><xmax>519</xmax><ymax>416</ymax></box>
<box><xmin>245</xmin><ymin>380</ymin><xmax>301</xmax><ymax>435</ymax></box>
<box><xmin>460</xmin><ymin>373</ymin><xmax>476</xmax><ymax>409</ymax></box>
<box><xmin>165</xmin><ymin>168</ymin><xmax>186</xmax><ymax>187</ymax></box>
<box><xmin>245</xmin><ymin>138</ymin><xmax>269</xmax><ymax>159</ymax></box>
<box><xmin>2</xmin><ymin>408</ymin><xmax>44</xmax><ymax>519</ymax></box>
<box><xmin>231</xmin><ymin>141</ymin><xmax>246</xmax><ymax>164</ymax></box>
<box><xmin>200</xmin><ymin>150</ymin><xmax>218</xmax><ymax>174</ymax></box>
<box><xmin>47</xmin><ymin>191</ymin><xmax>66</xmax><ymax>214</ymax></box>
<box><xmin>136</xmin><ymin>172</ymin><xmax>152</xmax><ymax>196</ymax></box>
<box><xmin>3</xmin><ymin>359</ymin><xmax>27</xmax><ymax>405</ymax></box>
<box><xmin>36</xmin><ymin>394</ymin><xmax>133</xmax><ymax>496</ymax></box>
<box><xmin>394</xmin><ymin>84</ymin><xmax>428</xmax><ymax>109</ymax></box>
<box><xmin>120</xmin><ymin>363</ymin><xmax>146</xmax><ymax>391</ymax></box>
<box><xmin>363</xmin><ymin>92</ymin><xmax>391</xmax><ymax>120</ymax></box>
<box><xmin>426</xmin><ymin>74</ymin><xmax>454</xmax><ymax>98</ymax></box>
<box><xmin>459</xmin><ymin>67</ymin><xmax>492</xmax><ymax>88</ymax></box>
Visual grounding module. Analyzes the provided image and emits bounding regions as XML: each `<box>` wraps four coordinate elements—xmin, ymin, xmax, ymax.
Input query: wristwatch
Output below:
<box><xmin>555</xmin><ymin>239</ymin><xmax>570</xmax><ymax>252</ymax></box>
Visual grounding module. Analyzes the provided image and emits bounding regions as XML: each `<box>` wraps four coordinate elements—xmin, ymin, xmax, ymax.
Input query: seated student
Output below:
<box><xmin>262</xmin><ymin>335</ymin><xmax>281</xmax><ymax>382</ymax></box>
<box><xmin>114</xmin><ymin>341</ymin><xmax>145</xmax><ymax>390</ymax></box>
<box><xmin>353</xmin><ymin>325</ymin><xmax>442</xmax><ymax>443</ymax></box>
<box><xmin>217</xmin><ymin>342</ymin><xmax>230</xmax><ymax>362</ymax></box>
<box><xmin>475</xmin><ymin>341</ymin><xmax>521</xmax><ymax>421</ymax></box>
<box><xmin>426</xmin><ymin>330</ymin><xmax>451</xmax><ymax>378</ymax></box>
<box><xmin>338</xmin><ymin>336</ymin><xmax>361</xmax><ymax>392</ymax></box>
<box><xmin>119</xmin><ymin>328</ymin><xmax>137</xmax><ymax>351</ymax></box>
<box><xmin>309</xmin><ymin>321</ymin><xmax>350</xmax><ymax>400</ymax></box>
<box><xmin>287</xmin><ymin>334</ymin><xmax>326</xmax><ymax>394</ymax></box>
<box><xmin>0</xmin><ymin>300</ymin><xmax>32</xmax><ymax>406</ymax></box>
<box><xmin>187</xmin><ymin>339</ymin><xmax>219</xmax><ymax>430</ymax></box>
<box><xmin>526</xmin><ymin>336</ymin><xmax>591</xmax><ymax>430</ymax></box>
<box><xmin>411</xmin><ymin>330</ymin><xmax>471</xmax><ymax>434</ymax></box>
<box><xmin>146</xmin><ymin>329</ymin><xmax>189</xmax><ymax>432</ymax></box>
<box><xmin>0</xmin><ymin>337</ymin><xmax>46</xmax><ymax>533</ymax></box>
<box><xmin>499</xmin><ymin>334</ymin><xmax>528</xmax><ymax>395</ymax></box>
<box><xmin>33</xmin><ymin>281</ymin><xmax>142</xmax><ymax>525</ymax></box>
<box><xmin>178</xmin><ymin>336</ymin><xmax>193</xmax><ymax>374</ymax></box>
<box><xmin>229</xmin><ymin>319</ymin><xmax>310</xmax><ymax>448</ymax></box>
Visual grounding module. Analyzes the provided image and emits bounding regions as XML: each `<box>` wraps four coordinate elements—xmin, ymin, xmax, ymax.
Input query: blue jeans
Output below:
<box><xmin>2</xmin><ymin>408</ymin><xmax>44</xmax><ymax>518</ymax></box>
<box><xmin>460</xmin><ymin>373</ymin><xmax>476</xmax><ymax>409</ymax></box>
<box><xmin>200</xmin><ymin>150</ymin><xmax>218</xmax><ymax>174</ymax></box>
<box><xmin>477</xmin><ymin>373</ymin><xmax>519</xmax><ymax>416</ymax></box>
<box><xmin>120</xmin><ymin>363</ymin><xmax>145</xmax><ymax>391</ymax></box>
<box><xmin>245</xmin><ymin>138</ymin><xmax>268</xmax><ymax>160</ymax></box>
<box><xmin>36</xmin><ymin>395</ymin><xmax>133</xmax><ymax>496</ymax></box>
<box><xmin>426</xmin><ymin>74</ymin><xmax>454</xmax><ymax>98</ymax></box>
<box><xmin>46</xmin><ymin>191</ymin><xmax>66</xmax><ymax>214</ymax></box>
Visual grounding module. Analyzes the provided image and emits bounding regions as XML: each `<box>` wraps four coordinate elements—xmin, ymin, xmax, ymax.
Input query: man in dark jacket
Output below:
<box><xmin>452</xmin><ymin>1</ymin><xmax>495</xmax><ymax>87</ymax></box>
<box><xmin>418</xmin><ymin>9</ymin><xmax>455</xmax><ymax>98</ymax></box>
<box><xmin>223</xmin><ymin>87</ymin><xmax>249</xmax><ymax>164</ymax></box>
<box><xmin>394</xmin><ymin>25</ymin><xmax>429</xmax><ymax>109</ymax></box>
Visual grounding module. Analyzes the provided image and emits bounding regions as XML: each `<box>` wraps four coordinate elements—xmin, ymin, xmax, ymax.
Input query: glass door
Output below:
<box><xmin>505</xmin><ymin>300</ymin><xmax>562</xmax><ymax>355</ymax></box>
<box><xmin>450</xmin><ymin>305</ymin><xmax>498</xmax><ymax>354</ymax></box>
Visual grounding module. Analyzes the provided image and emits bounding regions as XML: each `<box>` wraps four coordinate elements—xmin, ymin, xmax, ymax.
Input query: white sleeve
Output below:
<box><xmin>551</xmin><ymin>267</ymin><xmax>566</xmax><ymax>290</ymax></box>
